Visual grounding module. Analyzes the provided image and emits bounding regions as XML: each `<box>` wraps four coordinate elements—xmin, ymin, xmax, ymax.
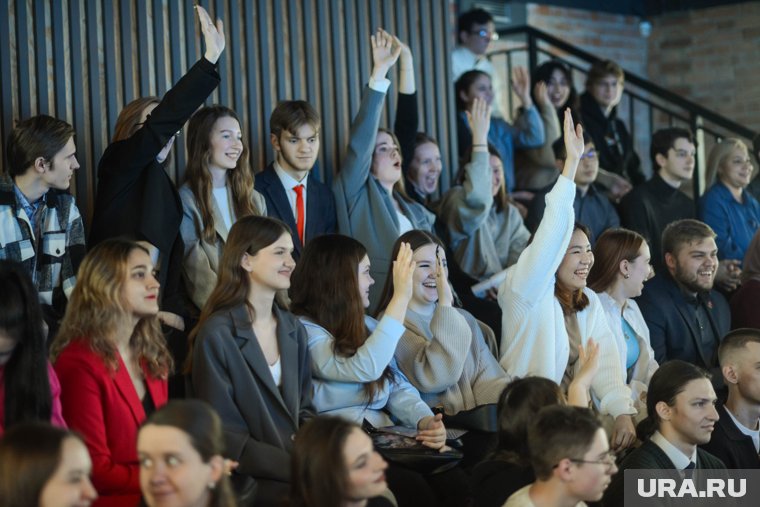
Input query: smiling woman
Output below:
<box><xmin>179</xmin><ymin>105</ymin><xmax>267</xmax><ymax>312</ymax></box>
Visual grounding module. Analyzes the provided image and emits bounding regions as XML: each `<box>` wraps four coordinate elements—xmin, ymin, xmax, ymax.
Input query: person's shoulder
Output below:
<box><xmin>618</xmin><ymin>440</ymin><xmax>669</xmax><ymax>469</ymax></box>
<box><xmin>697</xmin><ymin>447</ymin><xmax>727</xmax><ymax>469</ymax></box>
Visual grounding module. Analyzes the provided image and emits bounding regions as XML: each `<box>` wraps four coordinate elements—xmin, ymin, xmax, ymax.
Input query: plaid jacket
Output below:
<box><xmin>0</xmin><ymin>179</ymin><xmax>86</xmax><ymax>317</ymax></box>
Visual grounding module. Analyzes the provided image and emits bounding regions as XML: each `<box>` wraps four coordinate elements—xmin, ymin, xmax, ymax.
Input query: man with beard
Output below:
<box><xmin>255</xmin><ymin>100</ymin><xmax>337</xmax><ymax>260</ymax></box>
<box><xmin>637</xmin><ymin>220</ymin><xmax>731</xmax><ymax>376</ymax></box>
<box><xmin>700</xmin><ymin>328</ymin><xmax>760</xmax><ymax>468</ymax></box>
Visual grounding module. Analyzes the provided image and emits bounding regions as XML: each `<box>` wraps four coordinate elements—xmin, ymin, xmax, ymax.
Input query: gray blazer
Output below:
<box><xmin>189</xmin><ymin>303</ymin><xmax>315</xmax><ymax>493</ymax></box>
<box><xmin>333</xmin><ymin>87</ymin><xmax>435</xmax><ymax>309</ymax></box>
<box><xmin>179</xmin><ymin>184</ymin><xmax>267</xmax><ymax>310</ymax></box>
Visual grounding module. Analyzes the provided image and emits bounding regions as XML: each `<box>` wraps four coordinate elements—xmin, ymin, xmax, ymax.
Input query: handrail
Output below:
<box><xmin>493</xmin><ymin>25</ymin><xmax>757</xmax><ymax>140</ymax></box>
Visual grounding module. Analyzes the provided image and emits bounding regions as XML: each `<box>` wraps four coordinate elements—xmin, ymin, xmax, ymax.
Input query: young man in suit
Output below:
<box><xmin>255</xmin><ymin>101</ymin><xmax>337</xmax><ymax>259</ymax></box>
<box><xmin>0</xmin><ymin>115</ymin><xmax>85</xmax><ymax>330</ymax></box>
<box><xmin>503</xmin><ymin>406</ymin><xmax>617</xmax><ymax>507</ymax></box>
<box><xmin>701</xmin><ymin>328</ymin><xmax>760</xmax><ymax>468</ymax></box>
<box><xmin>637</xmin><ymin>219</ymin><xmax>731</xmax><ymax>376</ymax></box>
<box><xmin>604</xmin><ymin>360</ymin><xmax>725</xmax><ymax>506</ymax></box>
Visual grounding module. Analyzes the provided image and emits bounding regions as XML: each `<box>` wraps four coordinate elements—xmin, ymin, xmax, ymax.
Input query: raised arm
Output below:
<box><xmin>335</xmin><ymin>29</ymin><xmax>401</xmax><ymax>205</ymax></box>
<box><xmin>510</xmin><ymin>67</ymin><xmax>544</xmax><ymax>149</ymax></box>
<box><xmin>395</xmin><ymin>41</ymin><xmax>419</xmax><ymax>175</ymax></box>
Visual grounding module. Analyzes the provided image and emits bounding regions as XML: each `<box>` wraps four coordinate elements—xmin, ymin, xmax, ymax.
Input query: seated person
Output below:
<box><xmin>455</xmin><ymin>68</ymin><xmax>544</xmax><ymax>195</ymax></box>
<box><xmin>700</xmin><ymin>328</ymin><xmax>760</xmax><ymax>468</ymax></box>
<box><xmin>1</xmin><ymin>115</ymin><xmax>85</xmax><ymax>330</ymax></box>
<box><xmin>525</xmin><ymin>135</ymin><xmax>620</xmax><ymax>243</ymax></box>
<box><xmin>699</xmin><ymin>138</ymin><xmax>760</xmax><ymax>263</ymax></box>
<box><xmin>747</xmin><ymin>132</ymin><xmax>760</xmax><ymax>202</ymax></box>
<box><xmin>587</xmin><ymin>228</ymin><xmax>658</xmax><ymax>418</ymax></box>
<box><xmin>255</xmin><ymin>99</ymin><xmax>336</xmax><ymax>259</ymax></box>
<box><xmin>504</xmin><ymin>405</ymin><xmax>616</xmax><ymax>507</ymax></box>
<box><xmin>637</xmin><ymin>219</ymin><xmax>731</xmax><ymax>376</ymax></box>
<box><xmin>619</xmin><ymin>127</ymin><xmax>696</xmax><ymax>272</ymax></box>
<box><xmin>579</xmin><ymin>59</ymin><xmax>645</xmax><ymax>185</ymax></box>
<box><xmin>730</xmin><ymin>229</ymin><xmax>760</xmax><ymax>329</ymax></box>
<box><xmin>603</xmin><ymin>360</ymin><xmax>725</xmax><ymax>506</ymax></box>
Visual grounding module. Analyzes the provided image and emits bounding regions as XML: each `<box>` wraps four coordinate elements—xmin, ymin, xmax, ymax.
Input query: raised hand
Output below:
<box><xmin>383</xmin><ymin>242</ymin><xmax>416</xmax><ymax>322</ymax></box>
<box><xmin>511</xmin><ymin>67</ymin><xmax>533</xmax><ymax>108</ymax></box>
<box><xmin>561</xmin><ymin>108</ymin><xmax>584</xmax><ymax>181</ymax></box>
<box><xmin>370</xmin><ymin>28</ymin><xmax>401</xmax><ymax>81</ymax></box>
<box><xmin>466</xmin><ymin>97</ymin><xmax>491</xmax><ymax>148</ymax></box>
<box><xmin>533</xmin><ymin>81</ymin><xmax>549</xmax><ymax>109</ymax></box>
<box><xmin>416</xmin><ymin>413</ymin><xmax>447</xmax><ymax>450</ymax></box>
<box><xmin>435</xmin><ymin>250</ymin><xmax>454</xmax><ymax>307</ymax></box>
<box><xmin>196</xmin><ymin>5</ymin><xmax>225</xmax><ymax>64</ymax></box>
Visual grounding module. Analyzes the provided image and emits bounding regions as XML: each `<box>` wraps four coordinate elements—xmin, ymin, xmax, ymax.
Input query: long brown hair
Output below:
<box><xmin>290</xmin><ymin>235</ymin><xmax>393</xmax><ymax>403</ymax></box>
<box><xmin>555</xmin><ymin>223</ymin><xmax>591</xmax><ymax>315</ymax></box>
<box><xmin>290</xmin><ymin>416</ymin><xmax>358</xmax><ymax>507</ymax></box>
<box><xmin>587</xmin><ymin>228</ymin><xmax>646</xmax><ymax>293</ymax></box>
<box><xmin>186</xmin><ymin>216</ymin><xmax>291</xmax><ymax>372</ymax></box>
<box><xmin>112</xmin><ymin>97</ymin><xmax>159</xmax><ymax>142</ymax></box>
<box><xmin>184</xmin><ymin>105</ymin><xmax>260</xmax><ymax>243</ymax></box>
<box><xmin>50</xmin><ymin>239</ymin><xmax>172</xmax><ymax>379</ymax></box>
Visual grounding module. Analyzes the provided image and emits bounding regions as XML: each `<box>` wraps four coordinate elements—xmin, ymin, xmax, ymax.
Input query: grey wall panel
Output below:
<box><xmin>0</xmin><ymin>0</ymin><xmax>456</xmax><ymax>228</ymax></box>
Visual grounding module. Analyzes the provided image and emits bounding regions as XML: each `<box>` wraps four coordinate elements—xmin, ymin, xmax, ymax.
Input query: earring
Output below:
<box><xmin>624</xmin><ymin>273</ymin><xmax>630</xmax><ymax>279</ymax></box>
<box><xmin>208</xmin><ymin>482</ymin><xmax>216</xmax><ymax>490</ymax></box>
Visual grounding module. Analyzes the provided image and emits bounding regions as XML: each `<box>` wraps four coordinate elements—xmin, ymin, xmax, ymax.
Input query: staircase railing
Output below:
<box><xmin>488</xmin><ymin>25</ymin><xmax>758</xmax><ymax>197</ymax></box>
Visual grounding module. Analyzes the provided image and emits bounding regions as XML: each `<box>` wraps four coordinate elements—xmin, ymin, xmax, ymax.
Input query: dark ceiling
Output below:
<box><xmin>517</xmin><ymin>0</ymin><xmax>748</xmax><ymax>17</ymax></box>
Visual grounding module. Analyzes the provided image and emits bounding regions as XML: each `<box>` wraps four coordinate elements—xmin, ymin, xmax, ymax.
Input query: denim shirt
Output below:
<box><xmin>699</xmin><ymin>182</ymin><xmax>760</xmax><ymax>261</ymax></box>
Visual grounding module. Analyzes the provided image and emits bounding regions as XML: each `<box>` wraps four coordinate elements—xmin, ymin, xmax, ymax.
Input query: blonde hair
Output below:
<box><xmin>706</xmin><ymin>138</ymin><xmax>749</xmax><ymax>186</ymax></box>
<box><xmin>51</xmin><ymin>239</ymin><xmax>172</xmax><ymax>379</ymax></box>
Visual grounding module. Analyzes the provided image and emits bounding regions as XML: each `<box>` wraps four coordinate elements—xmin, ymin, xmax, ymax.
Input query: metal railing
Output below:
<box><xmin>489</xmin><ymin>25</ymin><xmax>758</xmax><ymax>197</ymax></box>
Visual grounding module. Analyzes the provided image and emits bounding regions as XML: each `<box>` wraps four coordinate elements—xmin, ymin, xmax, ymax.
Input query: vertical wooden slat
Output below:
<box><xmin>244</xmin><ymin>0</ymin><xmax>262</xmax><ymax>172</ymax></box>
<box><xmin>15</xmin><ymin>0</ymin><xmax>31</xmax><ymax>119</ymax></box>
<box><xmin>287</xmin><ymin>0</ymin><xmax>302</xmax><ymax>99</ymax></box>
<box><xmin>136</xmin><ymin>0</ymin><xmax>150</xmax><ymax>96</ymax></box>
<box><xmin>316</xmin><ymin>0</ymin><xmax>334</xmax><ymax>185</ymax></box>
<box><xmin>33</xmin><ymin>0</ymin><xmax>48</xmax><ymax>114</ymax></box>
<box><xmin>120</xmin><ymin>0</ymin><xmax>135</xmax><ymax>104</ymax></box>
<box><xmin>228</xmin><ymin>0</ymin><xmax>243</xmax><ymax>112</ymax></box>
<box><xmin>68</xmin><ymin>0</ymin><xmax>86</xmax><ymax>201</ymax></box>
<box><xmin>152</xmin><ymin>0</ymin><xmax>167</xmax><ymax>97</ymax></box>
<box><xmin>257</xmin><ymin>0</ymin><xmax>273</xmax><ymax>166</ymax></box>
<box><xmin>103</xmin><ymin>0</ymin><xmax>119</xmax><ymax>138</ymax></box>
<box><xmin>85</xmin><ymin>0</ymin><xmax>103</xmax><ymax>208</ymax></box>
<box><xmin>0</xmin><ymin>0</ymin><xmax>14</xmax><ymax>159</ymax></box>
<box><xmin>272</xmin><ymin>0</ymin><xmax>287</xmax><ymax>101</ymax></box>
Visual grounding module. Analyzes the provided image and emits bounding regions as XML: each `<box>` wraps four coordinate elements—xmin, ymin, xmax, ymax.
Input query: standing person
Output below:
<box><xmin>137</xmin><ymin>400</ymin><xmax>237</xmax><ymax>507</ymax></box>
<box><xmin>587</xmin><ymin>228</ymin><xmax>658</xmax><ymax>417</ymax></box>
<box><xmin>701</xmin><ymin>329</ymin><xmax>760</xmax><ymax>468</ymax></box>
<box><xmin>730</xmin><ymin>229</ymin><xmax>760</xmax><ymax>329</ymax></box>
<box><xmin>290</xmin><ymin>416</ymin><xmax>395</xmax><ymax>507</ymax></box>
<box><xmin>188</xmin><ymin>216</ymin><xmax>314</xmax><ymax>507</ymax></box>
<box><xmin>1</xmin><ymin>115</ymin><xmax>85</xmax><ymax>332</ymax></box>
<box><xmin>89</xmin><ymin>5</ymin><xmax>224</xmax><ymax>333</ymax></box>
<box><xmin>455</xmin><ymin>68</ymin><xmax>544</xmax><ymax>196</ymax></box>
<box><xmin>699</xmin><ymin>138</ymin><xmax>760</xmax><ymax>262</ymax></box>
<box><xmin>179</xmin><ymin>105</ymin><xmax>266</xmax><ymax>312</ymax></box>
<box><xmin>579</xmin><ymin>59</ymin><xmax>645</xmax><ymax>185</ymax></box>
<box><xmin>255</xmin><ymin>100</ymin><xmax>336</xmax><ymax>259</ymax></box>
<box><xmin>333</xmin><ymin>29</ymin><xmax>435</xmax><ymax>311</ymax></box>
<box><xmin>0</xmin><ymin>260</ymin><xmax>66</xmax><ymax>436</ymax></box>
<box><xmin>51</xmin><ymin>239</ymin><xmax>173</xmax><ymax>507</ymax></box>
<box><xmin>603</xmin><ymin>360</ymin><xmax>725</xmax><ymax>506</ymax></box>
<box><xmin>0</xmin><ymin>423</ymin><xmax>98</xmax><ymax>507</ymax></box>
<box><xmin>503</xmin><ymin>406</ymin><xmax>617</xmax><ymax>507</ymax></box>
<box><xmin>498</xmin><ymin>110</ymin><xmax>637</xmax><ymax>451</ymax></box>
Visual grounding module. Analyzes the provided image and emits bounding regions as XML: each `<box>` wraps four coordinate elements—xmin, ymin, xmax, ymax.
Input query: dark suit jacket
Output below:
<box><xmin>189</xmin><ymin>303</ymin><xmax>315</xmax><ymax>504</ymax></box>
<box><xmin>637</xmin><ymin>272</ymin><xmax>730</xmax><ymax>369</ymax></box>
<box><xmin>603</xmin><ymin>439</ymin><xmax>725</xmax><ymax>507</ymax></box>
<box><xmin>700</xmin><ymin>402</ymin><xmax>760</xmax><ymax>469</ymax></box>
<box><xmin>89</xmin><ymin>58</ymin><xmax>220</xmax><ymax>314</ymax></box>
<box><xmin>55</xmin><ymin>340</ymin><xmax>168</xmax><ymax>507</ymax></box>
<box><xmin>254</xmin><ymin>163</ymin><xmax>336</xmax><ymax>258</ymax></box>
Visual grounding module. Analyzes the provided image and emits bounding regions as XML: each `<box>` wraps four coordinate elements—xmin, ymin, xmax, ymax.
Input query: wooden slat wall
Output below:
<box><xmin>0</xmin><ymin>0</ymin><xmax>457</xmax><ymax>228</ymax></box>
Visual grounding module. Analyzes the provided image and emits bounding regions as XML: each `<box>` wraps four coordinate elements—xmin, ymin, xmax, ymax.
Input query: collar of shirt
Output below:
<box><xmin>723</xmin><ymin>405</ymin><xmax>760</xmax><ymax>452</ymax></box>
<box><xmin>650</xmin><ymin>431</ymin><xmax>697</xmax><ymax>469</ymax></box>
<box><xmin>273</xmin><ymin>160</ymin><xmax>309</xmax><ymax>189</ymax></box>
<box><xmin>13</xmin><ymin>184</ymin><xmax>46</xmax><ymax>224</ymax></box>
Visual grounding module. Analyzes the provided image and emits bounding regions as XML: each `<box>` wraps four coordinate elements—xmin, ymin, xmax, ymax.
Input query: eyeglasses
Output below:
<box><xmin>563</xmin><ymin>451</ymin><xmax>617</xmax><ymax>473</ymax></box>
<box><xmin>471</xmin><ymin>29</ymin><xmax>499</xmax><ymax>41</ymax></box>
<box><xmin>580</xmin><ymin>149</ymin><xmax>597</xmax><ymax>160</ymax></box>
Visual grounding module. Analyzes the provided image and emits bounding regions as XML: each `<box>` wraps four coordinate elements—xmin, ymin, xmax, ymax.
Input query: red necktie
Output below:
<box><xmin>293</xmin><ymin>184</ymin><xmax>305</xmax><ymax>244</ymax></box>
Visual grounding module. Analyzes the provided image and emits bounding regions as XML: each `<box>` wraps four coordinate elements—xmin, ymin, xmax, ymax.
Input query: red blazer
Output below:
<box><xmin>55</xmin><ymin>339</ymin><xmax>168</xmax><ymax>507</ymax></box>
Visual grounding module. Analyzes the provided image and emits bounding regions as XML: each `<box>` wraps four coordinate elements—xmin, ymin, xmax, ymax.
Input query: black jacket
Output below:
<box><xmin>701</xmin><ymin>402</ymin><xmax>760</xmax><ymax>469</ymax></box>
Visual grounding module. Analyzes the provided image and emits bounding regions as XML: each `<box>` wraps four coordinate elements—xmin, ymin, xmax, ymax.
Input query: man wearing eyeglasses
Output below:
<box><xmin>503</xmin><ymin>405</ymin><xmax>617</xmax><ymax>507</ymax></box>
<box><xmin>525</xmin><ymin>133</ymin><xmax>620</xmax><ymax>244</ymax></box>
<box><xmin>452</xmin><ymin>8</ymin><xmax>505</xmax><ymax>117</ymax></box>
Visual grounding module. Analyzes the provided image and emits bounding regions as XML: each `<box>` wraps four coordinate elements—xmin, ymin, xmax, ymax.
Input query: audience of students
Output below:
<box><xmin>1</xmin><ymin>115</ymin><xmax>85</xmax><ymax>330</ymax></box>
<box><xmin>603</xmin><ymin>360</ymin><xmax>725</xmax><ymax>506</ymax></box>
<box><xmin>525</xmin><ymin>135</ymin><xmax>620</xmax><ymax>243</ymax></box>
<box><xmin>51</xmin><ymin>239</ymin><xmax>172</xmax><ymax>507</ymax></box>
<box><xmin>701</xmin><ymin>329</ymin><xmax>760</xmax><ymax>468</ymax></box>
<box><xmin>290</xmin><ymin>416</ymin><xmax>394</xmax><ymax>507</ymax></box>
<box><xmin>587</xmin><ymin>228</ymin><xmax>659</xmax><ymax>417</ymax></box>
<box><xmin>730</xmin><ymin>229</ymin><xmax>760</xmax><ymax>329</ymax></box>
<box><xmin>255</xmin><ymin>100</ymin><xmax>337</xmax><ymax>259</ymax></box>
<box><xmin>0</xmin><ymin>261</ymin><xmax>65</xmax><ymax>436</ymax></box>
<box><xmin>188</xmin><ymin>216</ymin><xmax>314</xmax><ymax>506</ymax></box>
<box><xmin>0</xmin><ymin>423</ymin><xmax>97</xmax><ymax>507</ymax></box>
<box><xmin>180</xmin><ymin>105</ymin><xmax>266</xmax><ymax>311</ymax></box>
<box><xmin>700</xmin><ymin>138</ymin><xmax>760</xmax><ymax>262</ymax></box>
<box><xmin>137</xmin><ymin>400</ymin><xmax>236</xmax><ymax>507</ymax></box>
<box><xmin>498</xmin><ymin>110</ymin><xmax>637</xmax><ymax>451</ymax></box>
